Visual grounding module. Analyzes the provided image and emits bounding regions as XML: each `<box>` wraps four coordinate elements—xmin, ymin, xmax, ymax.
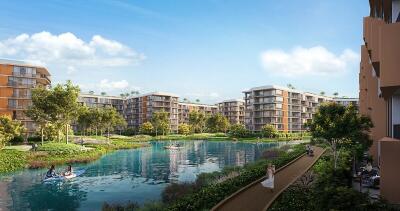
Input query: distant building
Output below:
<box><xmin>217</xmin><ymin>99</ymin><xmax>245</xmax><ymax>125</ymax></box>
<box><xmin>243</xmin><ymin>85</ymin><xmax>332</xmax><ymax>133</ymax></box>
<box><xmin>360</xmin><ymin>0</ymin><xmax>400</xmax><ymax>203</ymax></box>
<box><xmin>178</xmin><ymin>102</ymin><xmax>218</xmax><ymax>124</ymax></box>
<box><xmin>124</xmin><ymin>92</ymin><xmax>179</xmax><ymax>132</ymax></box>
<box><xmin>0</xmin><ymin>59</ymin><xmax>51</xmax><ymax>135</ymax></box>
<box><xmin>333</xmin><ymin>97</ymin><xmax>359</xmax><ymax>108</ymax></box>
<box><xmin>78</xmin><ymin>93</ymin><xmax>125</xmax><ymax>115</ymax></box>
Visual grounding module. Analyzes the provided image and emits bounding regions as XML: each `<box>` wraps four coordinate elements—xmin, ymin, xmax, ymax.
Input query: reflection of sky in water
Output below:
<box><xmin>0</xmin><ymin>140</ymin><xmax>284</xmax><ymax>210</ymax></box>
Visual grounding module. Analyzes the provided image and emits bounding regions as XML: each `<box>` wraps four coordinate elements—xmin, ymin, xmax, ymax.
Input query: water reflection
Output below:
<box><xmin>0</xmin><ymin>140</ymin><xmax>283</xmax><ymax>210</ymax></box>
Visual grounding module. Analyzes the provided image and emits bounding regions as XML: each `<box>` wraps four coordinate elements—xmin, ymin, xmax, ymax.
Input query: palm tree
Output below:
<box><xmin>101</xmin><ymin>92</ymin><xmax>106</xmax><ymax>96</ymax></box>
<box><xmin>320</xmin><ymin>91</ymin><xmax>325</xmax><ymax>96</ymax></box>
<box><xmin>333</xmin><ymin>92</ymin><xmax>339</xmax><ymax>97</ymax></box>
<box><xmin>287</xmin><ymin>84</ymin><xmax>295</xmax><ymax>89</ymax></box>
<box><xmin>183</xmin><ymin>98</ymin><xmax>188</xmax><ymax>102</ymax></box>
<box><xmin>89</xmin><ymin>90</ymin><xmax>94</xmax><ymax>95</ymax></box>
<box><xmin>195</xmin><ymin>99</ymin><xmax>200</xmax><ymax>103</ymax></box>
<box><xmin>120</xmin><ymin>93</ymin><xmax>125</xmax><ymax>97</ymax></box>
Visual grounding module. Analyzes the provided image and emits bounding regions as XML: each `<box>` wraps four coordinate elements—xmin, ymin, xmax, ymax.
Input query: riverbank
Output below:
<box><xmin>0</xmin><ymin>139</ymin><xmax>148</xmax><ymax>173</ymax></box>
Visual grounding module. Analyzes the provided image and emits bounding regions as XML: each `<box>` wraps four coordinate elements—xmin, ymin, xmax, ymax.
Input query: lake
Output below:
<box><xmin>0</xmin><ymin>140</ymin><xmax>286</xmax><ymax>210</ymax></box>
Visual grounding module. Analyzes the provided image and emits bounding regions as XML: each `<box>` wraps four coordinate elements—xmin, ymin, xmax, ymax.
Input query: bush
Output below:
<box><xmin>27</xmin><ymin>136</ymin><xmax>42</xmax><ymax>143</ymax></box>
<box><xmin>10</xmin><ymin>136</ymin><xmax>24</xmax><ymax>145</ymax></box>
<box><xmin>0</xmin><ymin>150</ymin><xmax>27</xmax><ymax>173</ymax></box>
<box><xmin>228</xmin><ymin>124</ymin><xmax>249</xmax><ymax>138</ymax></box>
<box><xmin>102</xmin><ymin>201</ymin><xmax>139</xmax><ymax>211</ymax></box>
<box><xmin>37</xmin><ymin>143</ymin><xmax>83</xmax><ymax>155</ymax></box>
<box><xmin>269</xmin><ymin>185</ymin><xmax>313</xmax><ymax>211</ymax></box>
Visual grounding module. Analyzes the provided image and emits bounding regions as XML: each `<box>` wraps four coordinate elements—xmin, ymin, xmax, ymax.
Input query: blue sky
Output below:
<box><xmin>0</xmin><ymin>0</ymin><xmax>368</xmax><ymax>103</ymax></box>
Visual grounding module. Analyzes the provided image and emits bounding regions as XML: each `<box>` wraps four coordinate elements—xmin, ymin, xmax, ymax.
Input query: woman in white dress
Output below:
<box><xmin>261</xmin><ymin>163</ymin><xmax>275</xmax><ymax>192</ymax></box>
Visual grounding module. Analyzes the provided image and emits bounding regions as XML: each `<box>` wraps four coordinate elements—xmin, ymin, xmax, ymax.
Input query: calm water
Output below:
<box><xmin>0</xmin><ymin>140</ymin><xmax>285</xmax><ymax>210</ymax></box>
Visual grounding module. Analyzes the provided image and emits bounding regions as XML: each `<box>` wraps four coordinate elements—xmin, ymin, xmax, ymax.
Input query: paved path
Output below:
<box><xmin>212</xmin><ymin>147</ymin><xmax>325</xmax><ymax>211</ymax></box>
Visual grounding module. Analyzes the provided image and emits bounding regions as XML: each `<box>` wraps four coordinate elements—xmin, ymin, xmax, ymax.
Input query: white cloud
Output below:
<box><xmin>99</xmin><ymin>79</ymin><xmax>130</xmax><ymax>90</ymax></box>
<box><xmin>260</xmin><ymin>46</ymin><xmax>359</xmax><ymax>77</ymax></box>
<box><xmin>78</xmin><ymin>79</ymin><xmax>141</xmax><ymax>94</ymax></box>
<box><xmin>0</xmin><ymin>31</ymin><xmax>145</xmax><ymax>67</ymax></box>
<box><xmin>67</xmin><ymin>66</ymin><xmax>77</xmax><ymax>75</ymax></box>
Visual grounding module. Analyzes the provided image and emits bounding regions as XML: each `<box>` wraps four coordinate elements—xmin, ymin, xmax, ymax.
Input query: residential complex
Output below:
<box><xmin>178</xmin><ymin>102</ymin><xmax>218</xmax><ymax>124</ymax></box>
<box><xmin>360</xmin><ymin>0</ymin><xmax>400</xmax><ymax>203</ymax></box>
<box><xmin>0</xmin><ymin>59</ymin><xmax>51</xmax><ymax>135</ymax></box>
<box><xmin>333</xmin><ymin>97</ymin><xmax>359</xmax><ymax>108</ymax></box>
<box><xmin>243</xmin><ymin>85</ymin><xmax>332</xmax><ymax>133</ymax></box>
<box><xmin>124</xmin><ymin>92</ymin><xmax>179</xmax><ymax>132</ymax></box>
<box><xmin>217</xmin><ymin>99</ymin><xmax>245</xmax><ymax>125</ymax></box>
<box><xmin>78</xmin><ymin>93</ymin><xmax>125</xmax><ymax>115</ymax></box>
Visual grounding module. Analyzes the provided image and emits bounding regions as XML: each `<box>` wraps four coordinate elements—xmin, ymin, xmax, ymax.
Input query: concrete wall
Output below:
<box><xmin>379</xmin><ymin>138</ymin><xmax>400</xmax><ymax>204</ymax></box>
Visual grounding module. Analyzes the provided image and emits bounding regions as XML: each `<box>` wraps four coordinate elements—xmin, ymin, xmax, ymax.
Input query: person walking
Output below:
<box><xmin>261</xmin><ymin>163</ymin><xmax>276</xmax><ymax>192</ymax></box>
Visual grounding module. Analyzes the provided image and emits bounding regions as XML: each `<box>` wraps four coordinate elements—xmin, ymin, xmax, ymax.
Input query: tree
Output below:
<box><xmin>89</xmin><ymin>90</ymin><xmax>94</xmax><ymax>95</ymax></box>
<box><xmin>183</xmin><ymin>98</ymin><xmax>188</xmax><ymax>102</ymax></box>
<box><xmin>333</xmin><ymin>92</ymin><xmax>339</xmax><ymax>97</ymax></box>
<box><xmin>139</xmin><ymin>122</ymin><xmax>154</xmax><ymax>135</ymax></box>
<box><xmin>287</xmin><ymin>84</ymin><xmax>295</xmax><ymax>89</ymax></box>
<box><xmin>100</xmin><ymin>107</ymin><xmax>127</xmax><ymax>141</ymax></box>
<box><xmin>178</xmin><ymin>123</ymin><xmax>191</xmax><ymax>135</ymax></box>
<box><xmin>101</xmin><ymin>92</ymin><xmax>106</xmax><ymax>96</ymax></box>
<box><xmin>206</xmin><ymin>113</ymin><xmax>230</xmax><ymax>133</ymax></box>
<box><xmin>320</xmin><ymin>91</ymin><xmax>325</xmax><ymax>96</ymax></box>
<box><xmin>151</xmin><ymin>110</ymin><xmax>170</xmax><ymax>136</ymax></box>
<box><xmin>261</xmin><ymin>124</ymin><xmax>278</xmax><ymax>138</ymax></box>
<box><xmin>306</xmin><ymin>103</ymin><xmax>373</xmax><ymax>169</ymax></box>
<box><xmin>0</xmin><ymin>116</ymin><xmax>25</xmax><ymax>149</ymax></box>
<box><xmin>189</xmin><ymin>110</ymin><xmax>207</xmax><ymax>133</ymax></box>
<box><xmin>195</xmin><ymin>99</ymin><xmax>200</xmax><ymax>103</ymax></box>
<box><xmin>26</xmin><ymin>87</ymin><xmax>53</xmax><ymax>145</ymax></box>
<box><xmin>49</xmin><ymin>81</ymin><xmax>81</xmax><ymax>144</ymax></box>
<box><xmin>229</xmin><ymin>124</ymin><xmax>248</xmax><ymax>138</ymax></box>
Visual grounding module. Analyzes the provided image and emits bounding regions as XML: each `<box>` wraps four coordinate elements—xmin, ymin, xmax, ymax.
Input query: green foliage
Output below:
<box><xmin>261</xmin><ymin>124</ymin><xmax>278</xmax><ymax>138</ymax></box>
<box><xmin>228</xmin><ymin>124</ymin><xmax>249</xmax><ymax>138</ymax></box>
<box><xmin>188</xmin><ymin>110</ymin><xmax>207</xmax><ymax>133</ymax></box>
<box><xmin>178</xmin><ymin>124</ymin><xmax>191</xmax><ymax>135</ymax></box>
<box><xmin>152</xmin><ymin>110</ymin><xmax>170</xmax><ymax>136</ymax></box>
<box><xmin>0</xmin><ymin>115</ymin><xmax>25</xmax><ymax>149</ymax></box>
<box><xmin>102</xmin><ymin>201</ymin><xmax>139</xmax><ymax>211</ymax></box>
<box><xmin>269</xmin><ymin>185</ymin><xmax>313</xmax><ymax>211</ymax></box>
<box><xmin>140</xmin><ymin>122</ymin><xmax>154</xmax><ymax>135</ymax></box>
<box><xmin>0</xmin><ymin>150</ymin><xmax>27</xmax><ymax>173</ymax></box>
<box><xmin>206</xmin><ymin>113</ymin><xmax>230</xmax><ymax>133</ymax></box>
<box><xmin>37</xmin><ymin>143</ymin><xmax>84</xmax><ymax>155</ymax></box>
<box><xmin>306</xmin><ymin>103</ymin><xmax>373</xmax><ymax>169</ymax></box>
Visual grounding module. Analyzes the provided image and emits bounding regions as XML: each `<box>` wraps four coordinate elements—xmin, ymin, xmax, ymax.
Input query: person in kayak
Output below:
<box><xmin>63</xmin><ymin>165</ymin><xmax>73</xmax><ymax>176</ymax></box>
<box><xmin>45</xmin><ymin>165</ymin><xmax>58</xmax><ymax>178</ymax></box>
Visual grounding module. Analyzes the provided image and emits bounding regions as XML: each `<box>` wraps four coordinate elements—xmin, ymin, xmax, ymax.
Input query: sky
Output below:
<box><xmin>0</xmin><ymin>0</ymin><xmax>369</xmax><ymax>103</ymax></box>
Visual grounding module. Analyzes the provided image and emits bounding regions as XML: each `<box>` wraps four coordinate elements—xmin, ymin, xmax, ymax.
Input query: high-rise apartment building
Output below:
<box><xmin>333</xmin><ymin>97</ymin><xmax>359</xmax><ymax>108</ymax></box>
<box><xmin>0</xmin><ymin>59</ymin><xmax>51</xmax><ymax>135</ymax></box>
<box><xmin>360</xmin><ymin>0</ymin><xmax>400</xmax><ymax>203</ymax></box>
<box><xmin>124</xmin><ymin>92</ymin><xmax>179</xmax><ymax>132</ymax></box>
<box><xmin>178</xmin><ymin>102</ymin><xmax>218</xmax><ymax>124</ymax></box>
<box><xmin>78</xmin><ymin>93</ymin><xmax>125</xmax><ymax>115</ymax></box>
<box><xmin>217</xmin><ymin>99</ymin><xmax>245</xmax><ymax>125</ymax></box>
<box><xmin>243</xmin><ymin>85</ymin><xmax>332</xmax><ymax>133</ymax></box>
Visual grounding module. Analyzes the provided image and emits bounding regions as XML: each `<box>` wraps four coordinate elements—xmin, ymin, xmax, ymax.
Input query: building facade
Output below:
<box><xmin>243</xmin><ymin>85</ymin><xmax>332</xmax><ymax>133</ymax></box>
<box><xmin>217</xmin><ymin>99</ymin><xmax>245</xmax><ymax>125</ymax></box>
<box><xmin>178</xmin><ymin>102</ymin><xmax>218</xmax><ymax>124</ymax></box>
<box><xmin>333</xmin><ymin>97</ymin><xmax>359</xmax><ymax>108</ymax></box>
<box><xmin>78</xmin><ymin>93</ymin><xmax>125</xmax><ymax>114</ymax></box>
<box><xmin>360</xmin><ymin>0</ymin><xmax>400</xmax><ymax>203</ymax></box>
<box><xmin>0</xmin><ymin>59</ymin><xmax>51</xmax><ymax>135</ymax></box>
<box><xmin>124</xmin><ymin>92</ymin><xmax>179</xmax><ymax>132</ymax></box>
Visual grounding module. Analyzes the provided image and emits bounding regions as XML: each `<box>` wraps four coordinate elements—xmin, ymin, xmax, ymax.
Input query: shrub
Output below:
<box><xmin>10</xmin><ymin>136</ymin><xmax>24</xmax><ymax>145</ymax></box>
<box><xmin>228</xmin><ymin>124</ymin><xmax>249</xmax><ymax>138</ymax></box>
<box><xmin>27</xmin><ymin>136</ymin><xmax>42</xmax><ymax>143</ymax></box>
<box><xmin>37</xmin><ymin>143</ymin><xmax>83</xmax><ymax>155</ymax></box>
<box><xmin>0</xmin><ymin>150</ymin><xmax>27</xmax><ymax>173</ymax></box>
<box><xmin>102</xmin><ymin>201</ymin><xmax>139</xmax><ymax>211</ymax></box>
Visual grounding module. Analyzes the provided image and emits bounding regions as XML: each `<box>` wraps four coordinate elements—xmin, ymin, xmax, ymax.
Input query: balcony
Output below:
<box><xmin>379</xmin><ymin>21</ymin><xmax>400</xmax><ymax>96</ymax></box>
<box><xmin>363</xmin><ymin>17</ymin><xmax>385</xmax><ymax>62</ymax></box>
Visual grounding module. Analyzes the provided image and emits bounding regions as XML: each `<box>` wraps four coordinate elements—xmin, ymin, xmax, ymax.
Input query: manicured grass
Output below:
<box><xmin>0</xmin><ymin>149</ymin><xmax>27</xmax><ymax>173</ymax></box>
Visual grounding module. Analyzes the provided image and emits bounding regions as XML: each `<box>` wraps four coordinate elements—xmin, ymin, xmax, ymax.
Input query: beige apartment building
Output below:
<box><xmin>333</xmin><ymin>97</ymin><xmax>359</xmax><ymax>108</ymax></box>
<box><xmin>360</xmin><ymin>0</ymin><xmax>400</xmax><ymax>203</ymax></box>
<box><xmin>217</xmin><ymin>99</ymin><xmax>245</xmax><ymax>125</ymax></box>
<box><xmin>178</xmin><ymin>102</ymin><xmax>218</xmax><ymax>124</ymax></box>
<box><xmin>78</xmin><ymin>93</ymin><xmax>125</xmax><ymax>115</ymax></box>
<box><xmin>0</xmin><ymin>59</ymin><xmax>51</xmax><ymax>135</ymax></box>
<box><xmin>243</xmin><ymin>85</ymin><xmax>332</xmax><ymax>133</ymax></box>
<box><xmin>124</xmin><ymin>92</ymin><xmax>179</xmax><ymax>132</ymax></box>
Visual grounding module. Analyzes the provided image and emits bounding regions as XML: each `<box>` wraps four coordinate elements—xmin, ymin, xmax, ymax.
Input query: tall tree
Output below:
<box><xmin>101</xmin><ymin>92</ymin><xmax>106</xmax><ymax>96</ymax></box>
<box><xmin>206</xmin><ymin>113</ymin><xmax>230</xmax><ymax>133</ymax></box>
<box><xmin>151</xmin><ymin>110</ymin><xmax>170</xmax><ymax>136</ymax></box>
<box><xmin>320</xmin><ymin>91</ymin><xmax>325</xmax><ymax>96</ymax></box>
<box><xmin>101</xmin><ymin>107</ymin><xmax>127</xmax><ymax>140</ymax></box>
<box><xmin>50</xmin><ymin>81</ymin><xmax>81</xmax><ymax>144</ymax></box>
<box><xmin>333</xmin><ymin>92</ymin><xmax>339</xmax><ymax>97</ymax></box>
<box><xmin>189</xmin><ymin>110</ymin><xmax>207</xmax><ymax>133</ymax></box>
<box><xmin>26</xmin><ymin>87</ymin><xmax>53</xmax><ymax>145</ymax></box>
<box><xmin>306</xmin><ymin>103</ymin><xmax>373</xmax><ymax>169</ymax></box>
<box><xmin>0</xmin><ymin>116</ymin><xmax>25</xmax><ymax>149</ymax></box>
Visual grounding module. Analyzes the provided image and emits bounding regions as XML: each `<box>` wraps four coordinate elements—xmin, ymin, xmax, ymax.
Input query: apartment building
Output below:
<box><xmin>333</xmin><ymin>97</ymin><xmax>359</xmax><ymax>108</ymax></box>
<box><xmin>178</xmin><ymin>102</ymin><xmax>218</xmax><ymax>124</ymax></box>
<box><xmin>243</xmin><ymin>85</ymin><xmax>332</xmax><ymax>133</ymax></box>
<box><xmin>217</xmin><ymin>99</ymin><xmax>245</xmax><ymax>125</ymax></box>
<box><xmin>78</xmin><ymin>93</ymin><xmax>125</xmax><ymax>115</ymax></box>
<box><xmin>0</xmin><ymin>59</ymin><xmax>51</xmax><ymax>135</ymax></box>
<box><xmin>360</xmin><ymin>0</ymin><xmax>400</xmax><ymax>203</ymax></box>
<box><xmin>125</xmin><ymin>92</ymin><xmax>179</xmax><ymax>132</ymax></box>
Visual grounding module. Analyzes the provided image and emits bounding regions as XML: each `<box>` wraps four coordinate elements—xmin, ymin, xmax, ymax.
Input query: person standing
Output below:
<box><xmin>261</xmin><ymin>163</ymin><xmax>276</xmax><ymax>192</ymax></box>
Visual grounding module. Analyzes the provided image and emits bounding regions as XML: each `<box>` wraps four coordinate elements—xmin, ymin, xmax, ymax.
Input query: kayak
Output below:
<box><xmin>43</xmin><ymin>169</ymin><xmax>85</xmax><ymax>182</ymax></box>
<box><xmin>164</xmin><ymin>146</ymin><xmax>183</xmax><ymax>150</ymax></box>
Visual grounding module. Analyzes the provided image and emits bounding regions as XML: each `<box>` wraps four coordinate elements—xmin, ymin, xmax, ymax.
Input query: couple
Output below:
<box><xmin>261</xmin><ymin>163</ymin><xmax>275</xmax><ymax>192</ymax></box>
<box><xmin>45</xmin><ymin>165</ymin><xmax>73</xmax><ymax>179</ymax></box>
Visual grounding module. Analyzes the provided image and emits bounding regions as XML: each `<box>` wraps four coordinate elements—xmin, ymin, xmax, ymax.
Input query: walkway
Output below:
<box><xmin>212</xmin><ymin>147</ymin><xmax>325</xmax><ymax>211</ymax></box>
